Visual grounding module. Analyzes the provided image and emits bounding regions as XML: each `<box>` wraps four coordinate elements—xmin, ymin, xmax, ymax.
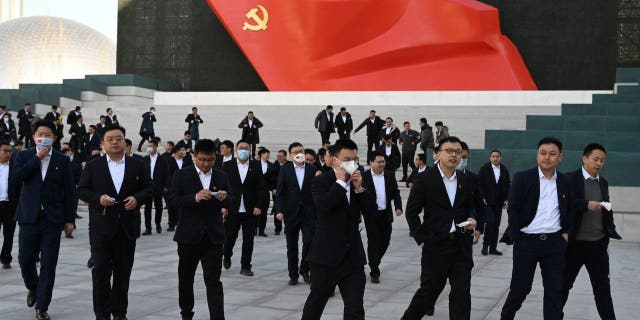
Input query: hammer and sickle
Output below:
<box><xmin>242</xmin><ymin>5</ymin><xmax>269</xmax><ymax>31</ymax></box>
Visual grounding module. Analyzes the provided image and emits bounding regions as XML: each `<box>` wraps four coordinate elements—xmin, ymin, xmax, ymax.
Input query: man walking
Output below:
<box><xmin>477</xmin><ymin>149</ymin><xmax>510</xmax><ymax>255</ymax></box>
<box><xmin>314</xmin><ymin>105</ymin><xmax>335</xmax><ymax>144</ymax></box>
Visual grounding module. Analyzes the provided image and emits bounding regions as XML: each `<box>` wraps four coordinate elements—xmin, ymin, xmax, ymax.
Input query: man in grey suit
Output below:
<box><xmin>314</xmin><ymin>105</ymin><xmax>335</xmax><ymax>144</ymax></box>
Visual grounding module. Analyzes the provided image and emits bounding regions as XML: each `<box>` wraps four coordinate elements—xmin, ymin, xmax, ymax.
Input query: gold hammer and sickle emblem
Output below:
<box><xmin>242</xmin><ymin>5</ymin><xmax>269</xmax><ymax>31</ymax></box>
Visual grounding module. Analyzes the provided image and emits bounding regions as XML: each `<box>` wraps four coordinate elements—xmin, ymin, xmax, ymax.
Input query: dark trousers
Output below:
<box><xmin>144</xmin><ymin>193</ymin><xmax>164</xmax><ymax>230</ymax></box>
<box><xmin>0</xmin><ymin>202</ymin><xmax>16</xmax><ymax>264</ymax></box>
<box><xmin>338</xmin><ymin>132</ymin><xmax>350</xmax><ymax>140</ymax></box>
<box><xmin>250</xmin><ymin>143</ymin><xmax>257</xmax><ymax>157</ymax></box>
<box><xmin>483</xmin><ymin>205</ymin><xmax>503</xmax><ymax>250</ymax></box>
<box><xmin>366</xmin><ymin>138</ymin><xmax>379</xmax><ymax>154</ymax></box>
<box><xmin>165</xmin><ymin>194</ymin><xmax>179</xmax><ymax>228</ymax></box>
<box><xmin>178</xmin><ymin>238</ymin><xmax>225</xmax><ymax>319</ymax></box>
<box><xmin>138</xmin><ymin>132</ymin><xmax>154</xmax><ymax>151</ymax></box>
<box><xmin>363</xmin><ymin>211</ymin><xmax>392</xmax><ymax>276</ymax></box>
<box><xmin>91</xmin><ymin>227</ymin><xmax>136</xmax><ymax>318</ymax></box>
<box><xmin>401</xmin><ymin>149</ymin><xmax>416</xmax><ymax>179</ymax></box>
<box><xmin>18</xmin><ymin>219</ymin><xmax>62</xmax><ymax>311</ymax></box>
<box><xmin>272</xmin><ymin>198</ymin><xmax>282</xmax><ymax>233</ymax></box>
<box><xmin>301</xmin><ymin>258</ymin><xmax>366</xmax><ymax>320</ymax></box>
<box><xmin>561</xmin><ymin>237</ymin><xmax>616</xmax><ymax>320</ymax></box>
<box><xmin>284</xmin><ymin>218</ymin><xmax>315</xmax><ymax>279</ymax></box>
<box><xmin>403</xmin><ymin>238</ymin><xmax>473</xmax><ymax>320</ymax></box>
<box><xmin>501</xmin><ymin>233</ymin><xmax>566</xmax><ymax>320</ymax></box>
<box><xmin>224</xmin><ymin>213</ymin><xmax>257</xmax><ymax>269</ymax></box>
<box><xmin>319</xmin><ymin>131</ymin><xmax>331</xmax><ymax>144</ymax></box>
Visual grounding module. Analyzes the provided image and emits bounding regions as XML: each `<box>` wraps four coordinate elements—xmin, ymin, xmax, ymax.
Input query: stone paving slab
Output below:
<box><xmin>0</xmin><ymin>206</ymin><xmax>638</xmax><ymax>320</ymax></box>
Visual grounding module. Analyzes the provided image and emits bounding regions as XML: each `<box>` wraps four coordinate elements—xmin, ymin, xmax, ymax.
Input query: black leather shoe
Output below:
<box><xmin>156</xmin><ymin>225</ymin><xmax>162</xmax><ymax>234</ymax></box>
<box><xmin>75</xmin><ymin>214</ymin><xmax>83</xmax><ymax>219</ymax></box>
<box><xmin>87</xmin><ymin>257</ymin><xmax>95</xmax><ymax>268</ymax></box>
<box><xmin>371</xmin><ymin>275</ymin><xmax>380</xmax><ymax>284</ymax></box>
<box><xmin>223</xmin><ymin>258</ymin><xmax>231</xmax><ymax>270</ymax></box>
<box><xmin>142</xmin><ymin>229</ymin><xmax>152</xmax><ymax>236</ymax></box>
<box><xmin>27</xmin><ymin>290</ymin><xmax>36</xmax><ymax>307</ymax></box>
<box><xmin>65</xmin><ymin>234</ymin><xmax>74</xmax><ymax>239</ymax></box>
<box><xmin>481</xmin><ymin>246</ymin><xmax>489</xmax><ymax>255</ymax></box>
<box><xmin>288</xmin><ymin>278</ymin><xmax>298</xmax><ymax>285</ymax></box>
<box><xmin>489</xmin><ymin>250</ymin><xmax>503</xmax><ymax>256</ymax></box>
<box><xmin>274</xmin><ymin>231</ymin><xmax>281</xmax><ymax>236</ymax></box>
<box><xmin>113</xmin><ymin>316</ymin><xmax>128</xmax><ymax>320</ymax></box>
<box><xmin>301</xmin><ymin>272</ymin><xmax>311</xmax><ymax>284</ymax></box>
<box><xmin>35</xmin><ymin>309</ymin><xmax>50</xmax><ymax>320</ymax></box>
<box><xmin>167</xmin><ymin>226</ymin><xmax>175</xmax><ymax>232</ymax></box>
<box><xmin>1</xmin><ymin>263</ymin><xmax>10</xmax><ymax>269</ymax></box>
<box><xmin>258</xmin><ymin>232</ymin><xmax>268</xmax><ymax>237</ymax></box>
<box><xmin>240</xmin><ymin>268</ymin><xmax>254</xmax><ymax>276</ymax></box>
<box><xmin>426</xmin><ymin>306</ymin><xmax>435</xmax><ymax>316</ymax></box>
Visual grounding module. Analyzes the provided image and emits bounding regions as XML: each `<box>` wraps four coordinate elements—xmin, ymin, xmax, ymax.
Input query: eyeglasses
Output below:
<box><xmin>443</xmin><ymin>148</ymin><xmax>462</xmax><ymax>155</ymax></box>
<box><xmin>0</xmin><ymin>149</ymin><xmax>11</xmax><ymax>153</ymax></box>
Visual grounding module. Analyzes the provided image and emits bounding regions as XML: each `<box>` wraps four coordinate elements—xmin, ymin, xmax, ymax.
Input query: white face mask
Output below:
<box><xmin>340</xmin><ymin>160</ymin><xmax>358</xmax><ymax>175</ymax></box>
<box><xmin>146</xmin><ymin>147</ymin><xmax>154</xmax><ymax>154</ymax></box>
<box><xmin>293</xmin><ymin>153</ymin><xmax>305</xmax><ymax>164</ymax></box>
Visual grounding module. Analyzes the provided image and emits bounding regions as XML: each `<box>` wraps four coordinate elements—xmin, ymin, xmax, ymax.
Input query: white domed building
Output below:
<box><xmin>0</xmin><ymin>16</ymin><xmax>116</xmax><ymax>89</ymax></box>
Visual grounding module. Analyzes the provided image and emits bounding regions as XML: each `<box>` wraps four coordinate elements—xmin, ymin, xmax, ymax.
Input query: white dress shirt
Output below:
<box><xmin>196</xmin><ymin>166</ymin><xmax>212</xmax><ymax>189</ymax></box>
<box><xmin>149</xmin><ymin>154</ymin><xmax>158</xmax><ymax>179</ymax></box>
<box><xmin>437</xmin><ymin>164</ymin><xmax>457</xmax><ymax>232</ymax></box>
<box><xmin>223</xmin><ymin>155</ymin><xmax>233</xmax><ymax>163</ymax></box>
<box><xmin>0</xmin><ymin>161</ymin><xmax>9</xmax><ymax>201</ymax></box>
<box><xmin>107</xmin><ymin>155</ymin><xmax>126</xmax><ymax>193</ymax></box>
<box><xmin>492</xmin><ymin>164</ymin><xmax>501</xmax><ymax>184</ymax></box>
<box><xmin>385</xmin><ymin>145</ymin><xmax>392</xmax><ymax>156</ymax></box>
<box><xmin>37</xmin><ymin>147</ymin><xmax>53</xmax><ymax>181</ymax></box>
<box><xmin>341</xmin><ymin>115</ymin><xmax>347</xmax><ymax>123</ymax></box>
<box><xmin>237</xmin><ymin>160</ymin><xmax>249</xmax><ymax>212</ymax></box>
<box><xmin>326</xmin><ymin>111</ymin><xmax>331</xmax><ymax>121</ymax></box>
<box><xmin>418</xmin><ymin>165</ymin><xmax>427</xmax><ymax>173</ymax></box>
<box><xmin>582</xmin><ymin>166</ymin><xmax>599</xmax><ymax>181</ymax></box>
<box><xmin>521</xmin><ymin>168</ymin><xmax>561</xmax><ymax>234</ymax></box>
<box><xmin>248</xmin><ymin>119</ymin><xmax>253</xmax><ymax>128</ymax></box>
<box><xmin>176</xmin><ymin>158</ymin><xmax>183</xmax><ymax>170</ymax></box>
<box><xmin>372</xmin><ymin>171</ymin><xmax>387</xmax><ymax>210</ymax></box>
<box><xmin>335</xmin><ymin>179</ymin><xmax>351</xmax><ymax>204</ymax></box>
<box><xmin>294</xmin><ymin>164</ymin><xmax>305</xmax><ymax>190</ymax></box>
<box><xmin>261</xmin><ymin>160</ymin><xmax>269</xmax><ymax>174</ymax></box>
<box><xmin>385</xmin><ymin>127</ymin><xmax>392</xmax><ymax>135</ymax></box>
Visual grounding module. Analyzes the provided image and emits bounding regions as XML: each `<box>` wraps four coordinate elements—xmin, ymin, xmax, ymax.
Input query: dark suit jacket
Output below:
<box><xmin>53</xmin><ymin>124</ymin><xmax>64</xmax><ymax>142</ymax></box>
<box><xmin>104</xmin><ymin>114</ymin><xmax>117</xmax><ymax>126</ymax></box>
<box><xmin>82</xmin><ymin>133</ymin><xmax>101</xmax><ymax>154</ymax></box>
<box><xmin>168</xmin><ymin>156</ymin><xmax>194</xmax><ymax>188</ymax></box>
<box><xmin>568</xmin><ymin>168</ymin><xmax>620</xmax><ymax>240</ymax></box>
<box><xmin>405</xmin><ymin>166</ymin><xmax>477</xmax><ymax>255</ymax></box>
<box><xmin>69</xmin><ymin>123</ymin><xmax>86</xmax><ymax>140</ymax></box>
<box><xmin>222</xmin><ymin>159</ymin><xmax>268</xmax><ymax>213</ymax></box>
<box><xmin>380</xmin><ymin>126</ymin><xmax>401</xmax><ymax>144</ymax></box>
<box><xmin>169</xmin><ymin>166</ymin><xmax>233</xmax><ymax>244</ymax></box>
<box><xmin>354</xmin><ymin>116</ymin><xmax>384</xmax><ymax>139</ymax></box>
<box><xmin>314</xmin><ymin>110</ymin><xmax>335</xmax><ymax>133</ymax></box>
<box><xmin>334</xmin><ymin>113</ymin><xmax>353</xmax><ymax>136</ymax></box>
<box><xmin>144</xmin><ymin>154</ymin><xmax>171</xmax><ymax>195</ymax></box>
<box><xmin>478</xmin><ymin>162</ymin><xmax>510</xmax><ymax>206</ymax></box>
<box><xmin>380</xmin><ymin>143</ymin><xmax>401</xmax><ymax>171</ymax></box>
<box><xmin>2</xmin><ymin>159</ymin><xmax>21</xmax><ymax>214</ymax></box>
<box><xmin>185</xmin><ymin>114</ymin><xmax>203</xmax><ymax>130</ymax></box>
<box><xmin>78</xmin><ymin>156</ymin><xmax>153</xmax><ymax>240</ymax></box>
<box><xmin>362</xmin><ymin>169</ymin><xmax>402</xmax><ymax>222</ymax></box>
<box><xmin>139</xmin><ymin>112</ymin><xmax>156</xmax><ymax>135</ymax></box>
<box><xmin>11</xmin><ymin>149</ymin><xmax>76</xmax><ymax>226</ymax></box>
<box><xmin>238</xmin><ymin>117</ymin><xmax>263</xmax><ymax>144</ymax></box>
<box><xmin>95</xmin><ymin>123</ymin><xmax>108</xmax><ymax>137</ymax></box>
<box><xmin>44</xmin><ymin>111</ymin><xmax>60</xmax><ymax>123</ymax></box>
<box><xmin>174</xmin><ymin>139</ymin><xmax>193</xmax><ymax>153</ymax></box>
<box><xmin>17</xmin><ymin>109</ymin><xmax>32</xmax><ymax>132</ymax></box>
<box><xmin>66</xmin><ymin>111</ymin><xmax>81</xmax><ymax>125</ymax></box>
<box><xmin>0</xmin><ymin>121</ymin><xmax>16</xmax><ymax>141</ymax></box>
<box><xmin>507</xmin><ymin>167</ymin><xmax>573</xmax><ymax>242</ymax></box>
<box><xmin>307</xmin><ymin>171</ymin><xmax>377</xmax><ymax>267</ymax></box>
<box><xmin>463</xmin><ymin>169</ymin><xmax>486</xmax><ymax>233</ymax></box>
<box><xmin>274</xmin><ymin>162</ymin><xmax>316</xmax><ymax>224</ymax></box>
<box><xmin>406</xmin><ymin>167</ymin><xmax>428</xmax><ymax>188</ymax></box>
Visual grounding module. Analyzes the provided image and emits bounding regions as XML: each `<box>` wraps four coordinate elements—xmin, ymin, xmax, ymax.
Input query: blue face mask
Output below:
<box><xmin>238</xmin><ymin>149</ymin><xmax>251</xmax><ymax>161</ymax></box>
<box><xmin>35</xmin><ymin>137</ymin><xmax>54</xmax><ymax>149</ymax></box>
<box><xmin>456</xmin><ymin>158</ymin><xmax>468</xmax><ymax>171</ymax></box>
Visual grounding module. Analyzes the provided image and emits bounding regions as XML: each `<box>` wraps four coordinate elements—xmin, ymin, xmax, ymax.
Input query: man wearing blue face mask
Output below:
<box><xmin>12</xmin><ymin>120</ymin><xmax>76</xmax><ymax>320</ymax></box>
<box><xmin>222</xmin><ymin>140</ymin><xmax>268</xmax><ymax>276</ymax></box>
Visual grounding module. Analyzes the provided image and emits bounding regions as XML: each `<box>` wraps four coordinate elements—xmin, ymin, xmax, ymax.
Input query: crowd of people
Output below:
<box><xmin>0</xmin><ymin>103</ymin><xmax>621</xmax><ymax>320</ymax></box>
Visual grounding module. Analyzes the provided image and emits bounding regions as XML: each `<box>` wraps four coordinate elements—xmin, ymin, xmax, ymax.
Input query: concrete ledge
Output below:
<box><xmin>107</xmin><ymin>95</ymin><xmax>154</xmax><ymax>106</ymax></box>
<box><xmin>80</xmin><ymin>91</ymin><xmax>108</xmax><ymax>102</ymax></box>
<box><xmin>107</xmin><ymin>86</ymin><xmax>156</xmax><ymax>99</ymax></box>
<box><xmin>609</xmin><ymin>187</ymin><xmax>640</xmax><ymax>213</ymax></box>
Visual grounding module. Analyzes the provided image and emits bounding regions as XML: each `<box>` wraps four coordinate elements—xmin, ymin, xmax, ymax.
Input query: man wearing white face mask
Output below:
<box><xmin>275</xmin><ymin>142</ymin><xmax>317</xmax><ymax>285</ymax></box>
<box><xmin>222</xmin><ymin>140</ymin><xmax>268</xmax><ymax>276</ymax></box>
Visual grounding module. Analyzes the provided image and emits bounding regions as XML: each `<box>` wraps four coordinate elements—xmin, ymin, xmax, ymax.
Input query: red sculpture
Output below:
<box><xmin>206</xmin><ymin>0</ymin><xmax>537</xmax><ymax>91</ymax></box>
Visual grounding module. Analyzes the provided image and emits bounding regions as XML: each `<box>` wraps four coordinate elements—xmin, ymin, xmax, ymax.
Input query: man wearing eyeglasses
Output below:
<box><xmin>401</xmin><ymin>136</ymin><xmax>479</xmax><ymax>320</ymax></box>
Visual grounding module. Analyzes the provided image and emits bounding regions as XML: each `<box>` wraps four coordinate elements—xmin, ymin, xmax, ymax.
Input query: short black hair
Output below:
<box><xmin>403</xmin><ymin>121</ymin><xmax>410</xmax><ymax>126</ymax></box>
<box><xmin>419</xmin><ymin>117</ymin><xmax>427</xmax><ymax>124</ymax></box>
<box><xmin>194</xmin><ymin>139</ymin><xmax>217</xmax><ymax>154</ymax></box>
<box><xmin>51</xmin><ymin>105</ymin><xmax>58</xmax><ymax>110</ymax></box>
<box><xmin>433</xmin><ymin>145</ymin><xmax>440</xmax><ymax>153</ymax></box>
<box><xmin>489</xmin><ymin>149</ymin><xmax>502</xmax><ymax>156</ymax></box>
<box><xmin>101</xmin><ymin>126</ymin><xmax>126</xmax><ymax>140</ymax></box>
<box><xmin>317</xmin><ymin>148</ymin><xmax>326</xmax><ymax>157</ymax></box>
<box><xmin>166</xmin><ymin>141</ymin><xmax>175</xmax><ymax>147</ymax></box>
<box><xmin>192</xmin><ymin>107</ymin><xmax>198</xmax><ymax>111</ymax></box>
<box><xmin>537</xmin><ymin>137</ymin><xmax>563</xmax><ymax>152</ymax></box>
<box><xmin>184</xmin><ymin>131</ymin><xmax>191</xmax><ymax>136</ymax></box>
<box><xmin>75</xmin><ymin>106</ymin><xmax>81</xmax><ymax>111</ymax></box>
<box><xmin>322</xmin><ymin>140</ymin><xmax>330</xmax><ymax>145</ymax></box>
<box><xmin>247</xmin><ymin>111</ymin><xmax>254</xmax><ymax>115</ymax></box>
<box><xmin>386</xmin><ymin>117</ymin><xmax>393</xmax><ymax>122</ymax></box>
<box><xmin>258</xmin><ymin>148</ymin><xmax>270</xmax><ymax>157</ymax></box>
<box><xmin>106</xmin><ymin>108</ymin><xmax>112</xmax><ymax>112</ymax></box>
<box><xmin>368</xmin><ymin>150</ymin><xmax>385</xmax><ymax>163</ymax></box>
<box><xmin>125</xmin><ymin>138</ymin><xmax>132</xmax><ymax>147</ymax></box>
<box><xmin>383</xmin><ymin>134</ymin><xmax>392</xmax><ymax>141</ymax></box>
<box><xmin>583</xmin><ymin>143</ymin><xmax>606</xmax><ymax>156</ymax></box>
<box><xmin>32</xmin><ymin>120</ymin><xmax>56</xmax><ymax>135</ymax></box>
<box><xmin>333</xmin><ymin>139</ymin><xmax>358</xmax><ymax>155</ymax></box>
<box><xmin>61</xmin><ymin>147</ymin><xmax>71</xmax><ymax>153</ymax></box>
<box><xmin>89</xmin><ymin>125</ymin><xmax>97</xmax><ymax>130</ymax></box>
<box><xmin>14</xmin><ymin>141</ymin><xmax>23</xmax><ymax>146</ymax></box>
<box><xmin>439</xmin><ymin>136</ymin><xmax>462</xmax><ymax>146</ymax></box>
<box><xmin>369</xmin><ymin>109</ymin><xmax>376</xmax><ymax>114</ymax></box>
<box><xmin>220</xmin><ymin>140</ymin><xmax>234</xmax><ymax>150</ymax></box>
<box><xmin>304</xmin><ymin>148</ymin><xmax>316</xmax><ymax>157</ymax></box>
<box><xmin>340</xmin><ymin>107</ymin><xmax>346</xmax><ymax>111</ymax></box>
<box><xmin>0</xmin><ymin>105</ymin><xmax>5</xmax><ymax>110</ymax></box>
<box><xmin>460</xmin><ymin>141</ymin><xmax>469</xmax><ymax>151</ymax></box>
<box><xmin>416</xmin><ymin>153</ymin><xmax>427</xmax><ymax>163</ymax></box>
<box><xmin>173</xmin><ymin>145</ymin><xmax>185</xmax><ymax>154</ymax></box>
<box><xmin>0</xmin><ymin>140</ymin><xmax>11</xmax><ymax>148</ymax></box>
<box><xmin>25</xmin><ymin>103</ymin><xmax>31</xmax><ymax>106</ymax></box>
<box><xmin>100</xmin><ymin>115</ymin><xmax>107</xmax><ymax>120</ymax></box>
<box><xmin>288</xmin><ymin>142</ymin><xmax>303</xmax><ymax>153</ymax></box>
<box><xmin>326</xmin><ymin>145</ymin><xmax>336</xmax><ymax>156</ymax></box>
<box><xmin>326</xmin><ymin>105</ymin><xmax>333</xmax><ymax>110</ymax></box>
<box><xmin>236</xmin><ymin>139</ymin><xmax>250</xmax><ymax>147</ymax></box>
<box><xmin>278</xmin><ymin>149</ymin><xmax>287</xmax><ymax>156</ymax></box>
<box><xmin>435</xmin><ymin>121</ymin><xmax>443</xmax><ymax>126</ymax></box>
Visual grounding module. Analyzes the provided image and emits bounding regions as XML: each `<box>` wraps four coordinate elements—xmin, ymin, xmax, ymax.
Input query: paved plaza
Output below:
<box><xmin>0</xmin><ymin>202</ymin><xmax>638</xmax><ymax>320</ymax></box>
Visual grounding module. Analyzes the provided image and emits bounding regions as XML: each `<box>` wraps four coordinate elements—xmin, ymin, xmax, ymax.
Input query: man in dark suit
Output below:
<box><xmin>43</xmin><ymin>105</ymin><xmax>60</xmax><ymax>123</ymax></box>
<box><xmin>167</xmin><ymin>145</ymin><xmax>193</xmax><ymax>231</ymax></box>
<box><xmin>561</xmin><ymin>143</ymin><xmax>620</xmax><ymax>320</ymax></box>
<box><xmin>406</xmin><ymin>153</ymin><xmax>428</xmax><ymax>189</ymax></box>
<box><xmin>96</xmin><ymin>116</ymin><xmax>108</xmax><ymax>137</ymax></box>
<box><xmin>477</xmin><ymin>149</ymin><xmax>511</xmax><ymax>255</ymax></box>
<box><xmin>222</xmin><ymin>139</ymin><xmax>268</xmax><ymax>276</ymax></box>
<box><xmin>0</xmin><ymin>105</ymin><xmax>8</xmax><ymax>121</ymax></box>
<box><xmin>82</xmin><ymin>125</ymin><xmax>101</xmax><ymax>156</ymax></box>
<box><xmin>354</xmin><ymin>109</ymin><xmax>384</xmax><ymax>154</ymax></box>
<box><xmin>399</xmin><ymin>121</ymin><xmax>420</xmax><ymax>182</ymax></box>
<box><xmin>401</xmin><ymin>136</ymin><xmax>479</xmax><ymax>320</ymax></box>
<box><xmin>362</xmin><ymin>150</ymin><xmax>402</xmax><ymax>283</ymax></box>
<box><xmin>0</xmin><ymin>141</ymin><xmax>19</xmax><ymax>269</ymax></box>
<box><xmin>1</xmin><ymin>113</ymin><xmax>18</xmax><ymax>144</ymax></box>
<box><xmin>142</xmin><ymin>138</ymin><xmax>170</xmax><ymax>235</ymax></box>
<box><xmin>334</xmin><ymin>107</ymin><xmax>353</xmax><ymax>140</ymax></box>
<box><xmin>257</xmin><ymin>148</ymin><xmax>276</xmax><ymax>237</ymax></box>
<box><xmin>104</xmin><ymin>108</ymin><xmax>118</xmax><ymax>126</ymax></box>
<box><xmin>168</xmin><ymin>139</ymin><xmax>232</xmax><ymax>320</ymax></box>
<box><xmin>380</xmin><ymin>117</ymin><xmax>400</xmax><ymax>145</ymax></box>
<box><xmin>69</xmin><ymin>115</ymin><xmax>87</xmax><ymax>161</ymax></box>
<box><xmin>380</xmin><ymin>134</ymin><xmax>401</xmax><ymax>172</ymax></box>
<box><xmin>301</xmin><ymin>139</ymin><xmax>377</xmax><ymax>320</ymax></box>
<box><xmin>175</xmin><ymin>131</ymin><xmax>193</xmax><ymax>155</ymax></box>
<box><xmin>66</xmin><ymin>106</ymin><xmax>81</xmax><ymax>125</ymax></box>
<box><xmin>12</xmin><ymin>121</ymin><xmax>76</xmax><ymax>320</ymax></box>
<box><xmin>271</xmin><ymin>149</ymin><xmax>289</xmax><ymax>235</ymax></box>
<box><xmin>274</xmin><ymin>142</ymin><xmax>317</xmax><ymax>285</ymax></box>
<box><xmin>314</xmin><ymin>105</ymin><xmax>335</xmax><ymax>144</ymax></box>
<box><xmin>185</xmin><ymin>107</ymin><xmax>204</xmax><ymax>142</ymax></box>
<box><xmin>138</xmin><ymin>107</ymin><xmax>156</xmax><ymax>152</ymax></box>
<box><xmin>500</xmin><ymin>137</ymin><xmax>573</xmax><ymax>320</ymax></box>
<box><xmin>238</xmin><ymin>111</ymin><xmax>263</xmax><ymax>157</ymax></box>
<box><xmin>124</xmin><ymin>139</ymin><xmax>144</xmax><ymax>161</ymax></box>
<box><xmin>17</xmin><ymin>103</ymin><xmax>33</xmax><ymax>143</ymax></box>
<box><xmin>78</xmin><ymin>126</ymin><xmax>153</xmax><ymax>320</ymax></box>
<box><xmin>52</xmin><ymin>118</ymin><xmax>64</xmax><ymax>151</ymax></box>
<box><xmin>215</xmin><ymin>140</ymin><xmax>235</xmax><ymax>169</ymax></box>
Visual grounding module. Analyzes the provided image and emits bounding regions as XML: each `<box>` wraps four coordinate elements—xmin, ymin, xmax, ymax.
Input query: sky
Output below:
<box><xmin>0</xmin><ymin>0</ymin><xmax>118</xmax><ymax>42</ymax></box>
